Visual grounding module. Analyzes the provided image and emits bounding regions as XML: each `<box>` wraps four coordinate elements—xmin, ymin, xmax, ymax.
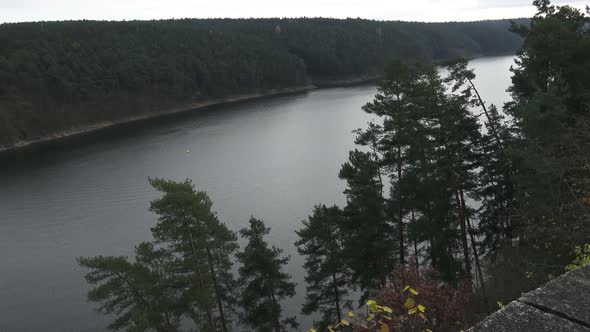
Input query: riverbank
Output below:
<box><xmin>312</xmin><ymin>75</ymin><xmax>382</xmax><ymax>88</ymax></box>
<box><xmin>0</xmin><ymin>85</ymin><xmax>317</xmax><ymax>153</ymax></box>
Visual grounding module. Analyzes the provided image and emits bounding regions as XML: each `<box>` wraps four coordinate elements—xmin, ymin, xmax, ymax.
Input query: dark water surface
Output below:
<box><xmin>0</xmin><ymin>56</ymin><xmax>514</xmax><ymax>331</ymax></box>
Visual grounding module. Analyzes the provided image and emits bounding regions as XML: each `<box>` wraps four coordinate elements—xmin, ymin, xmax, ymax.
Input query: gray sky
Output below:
<box><xmin>0</xmin><ymin>0</ymin><xmax>587</xmax><ymax>23</ymax></box>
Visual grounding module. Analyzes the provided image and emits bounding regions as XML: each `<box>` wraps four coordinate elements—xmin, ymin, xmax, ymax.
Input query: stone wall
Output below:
<box><xmin>469</xmin><ymin>265</ymin><xmax>590</xmax><ymax>331</ymax></box>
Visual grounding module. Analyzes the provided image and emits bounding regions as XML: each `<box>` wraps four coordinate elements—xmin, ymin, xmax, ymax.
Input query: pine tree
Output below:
<box><xmin>78</xmin><ymin>242</ymin><xmax>182</xmax><ymax>331</ymax></box>
<box><xmin>340</xmin><ymin>59</ymin><xmax>486</xmax><ymax>288</ymax></box>
<box><xmin>503</xmin><ymin>0</ymin><xmax>590</xmax><ymax>280</ymax></box>
<box><xmin>295</xmin><ymin>205</ymin><xmax>352</xmax><ymax>330</ymax></box>
<box><xmin>433</xmin><ymin>91</ymin><xmax>482</xmax><ymax>283</ymax></box>
<box><xmin>148</xmin><ymin>178</ymin><xmax>238</xmax><ymax>332</ymax></box>
<box><xmin>237</xmin><ymin>217</ymin><xmax>297</xmax><ymax>332</ymax></box>
<box><xmin>339</xmin><ymin>148</ymin><xmax>396</xmax><ymax>295</ymax></box>
<box><xmin>445</xmin><ymin>58</ymin><xmax>518</xmax><ymax>274</ymax></box>
<box><xmin>361</xmin><ymin>59</ymin><xmax>422</xmax><ymax>266</ymax></box>
<box><xmin>473</xmin><ymin>105</ymin><xmax>516</xmax><ymax>254</ymax></box>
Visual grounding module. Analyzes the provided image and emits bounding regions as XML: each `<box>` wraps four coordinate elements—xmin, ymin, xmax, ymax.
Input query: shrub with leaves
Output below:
<box><xmin>306</xmin><ymin>262</ymin><xmax>471</xmax><ymax>332</ymax></box>
<box><xmin>307</xmin><ymin>299</ymin><xmax>399</xmax><ymax>332</ymax></box>
<box><xmin>371</xmin><ymin>262</ymin><xmax>471</xmax><ymax>331</ymax></box>
<box><xmin>306</xmin><ymin>294</ymin><xmax>427</xmax><ymax>332</ymax></box>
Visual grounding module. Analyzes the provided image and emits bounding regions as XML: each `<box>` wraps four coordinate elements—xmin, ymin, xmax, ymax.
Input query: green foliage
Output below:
<box><xmin>472</xmin><ymin>104</ymin><xmax>515</xmax><ymax>255</ymax></box>
<box><xmin>295</xmin><ymin>205</ymin><xmax>353</xmax><ymax>330</ymax></box>
<box><xmin>504</xmin><ymin>0</ymin><xmax>590</xmax><ymax>278</ymax></box>
<box><xmin>566</xmin><ymin>244</ymin><xmax>590</xmax><ymax>271</ymax></box>
<box><xmin>345</xmin><ymin>58</ymin><xmax>484</xmax><ymax>285</ymax></box>
<box><xmin>237</xmin><ymin>217</ymin><xmax>298</xmax><ymax>332</ymax></box>
<box><xmin>338</xmin><ymin>148</ymin><xmax>396</xmax><ymax>294</ymax></box>
<box><xmin>79</xmin><ymin>179</ymin><xmax>239</xmax><ymax>331</ymax></box>
<box><xmin>148</xmin><ymin>178</ymin><xmax>239</xmax><ymax>331</ymax></box>
<box><xmin>292</xmin><ymin>57</ymin><xmax>492</xmax><ymax>331</ymax></box>
<box><xmin>297</xmin><ymin>36</ymin><xmax>520</xmax><ymax>323</ymax></box>
<box><xmin>0</xmin><ymin>18</ymin><xmax>523</xmax><ymax>147</ymax></box>
<box><xmin>78</xmin><ymin>243</ymin><xmax>182</xmax><ymax>331</ymax></box>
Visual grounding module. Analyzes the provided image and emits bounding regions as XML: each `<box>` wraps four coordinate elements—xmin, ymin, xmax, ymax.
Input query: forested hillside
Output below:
<box><xmin>0</xmin><ymin>18</ymin><xmax>524</xmax><ymax>148</ymax></box>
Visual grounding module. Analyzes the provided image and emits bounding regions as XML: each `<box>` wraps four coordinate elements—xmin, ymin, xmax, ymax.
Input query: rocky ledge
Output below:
<box><xmin>470</xmin><ymin>264</ymin><xmax>590</xmax><ymax>331</ymax></box>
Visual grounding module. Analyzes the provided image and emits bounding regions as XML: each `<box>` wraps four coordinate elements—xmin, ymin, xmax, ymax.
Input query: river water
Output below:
<box><xmin>0</xmin><ymin>55</ymin><xmax>514</xmax><ymax>331</ymax></box>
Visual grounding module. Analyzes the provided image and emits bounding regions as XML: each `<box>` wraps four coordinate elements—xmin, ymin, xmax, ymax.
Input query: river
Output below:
<box><xmin>0</xmin><ymin>55</ymin><xmax>514</xmax><ymax>331</ymax></box>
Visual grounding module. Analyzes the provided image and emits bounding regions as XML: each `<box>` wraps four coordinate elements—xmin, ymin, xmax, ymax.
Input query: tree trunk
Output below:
<box><xmin>205</xmin><ymin>246</ymin><xmax>228</xmax><ymax>332</ymax></box>
<box><xmin>426</xmin><ymin>201</ymin><xmax>437</xmax><ymax>268</ymax></box>
<box><xmin>398</xmin><ymin>146</ymin><xmax>405</xmax><ymax>265</ymax></box>
<box><xmin>454</xmin><ymin>186</ymin><xmax>472</xmax><ymax>281</ymax></box>
<box><xmin>459</xmin><ymin>184</ymin><xmax>487</xmax><ymax>298</ymax></box>
<box><xmin>446</xmin><ymin>146</ymin><xmax>472</xmax><ymax>281</ymax></box>
<box><xmin>188</xmin><ymin>232</ymin><xmax>215</xmax><ymax>331</ymax></box>
<box><xmin>332</xmin><ymin>273</ymin><xmax>342</xmax><ymax>323</ymax></box>
<box><xmin>270</xmin><ymin>291</ymin><xmax>282</xmax><ymax>332</ymax></box>
<box><xmin>467</xmin><ymin>77</ymin><xmax>504</xmax><ymax>154</ymax></box>
<box><xmin>371</xmin><ymin>139</ymin><xmax>384</xmax><ymax>199</ymax></box>
<box><xmin>469</xmin><ymin>76</ymin><xmax>519</xmax><ymax>234</ymax></box>
<box><xmin>163</xmin><ymin>312</ymin><xmax>172</xmax><ymax>332</ymax></box>
<box><xmin>447</xmin><ymin>160</ymin><xmax>472</xmax><ymax>281</ymax></box>
<box><xmin>411</xmin><ymin>209</ymin><xmax>420</xmax><ymax>276</ymax></box>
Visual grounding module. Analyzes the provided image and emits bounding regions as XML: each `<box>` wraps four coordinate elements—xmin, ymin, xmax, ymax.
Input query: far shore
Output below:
<box><xmin>0</xmin><ymin>54</ymin><xmax>515</xmax><ymax>154</ymax></box>
<box><xmin>0</xmin><ymin>85</ymin><xmax>320</xmax><ymax>153</ymax></box>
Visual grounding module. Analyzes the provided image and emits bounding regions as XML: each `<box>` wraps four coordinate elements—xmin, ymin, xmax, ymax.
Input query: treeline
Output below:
<box><xmin>0</xmin><ymin>18</ymin><xmax>524</xmax><ymax>147</ymax></box>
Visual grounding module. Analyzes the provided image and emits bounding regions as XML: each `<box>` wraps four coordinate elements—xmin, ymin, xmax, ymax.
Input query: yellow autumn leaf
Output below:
<box><xmin>418</xmin><ymin>304</ymin><xmax>426</xmax><ymax>313</ymax></box>
<box><xmin>408</xmin><ymin>308</ymin><xmax>418</xmax><ymax>315</ymax></box>
<box><xmin>404</xmin><ymin>297</ymin><xmax>416</xmax><ymax>309</ymax></box>
<box><xmin>382</xmin><ymin>305</ymin><xmax>393</xmax><ymax>314</ymax></box>
<box><xmin>367</xmin><ymin>313</ymin><xmax>375</xmax><ymax>321</ymax></box>
<box><xmin>380</xmin><ymin>323</ymin><xmax>390</xmax><ymax>332</ymax></box>
<box><xmin>403</xmin><ymin>285</ymin><xmax>411</xmax><ymax>292</ymax></box>
<box><xmin>348</xmin><ymin>311</ymin><xmax>355</xmax><ymax>318</ymax></box>
<box><xmin>409</xmin><ymin>288</ymin><xmax>419</xmax><ymax>295</ymax></box>
<box><xmin>307</xmin><ymin>329</ymin><xmax>317</xmax><ymax>332</ymax></box>
<box><xmin>341</xmin><ymin>319</ymin><xmax>350</xmax><ymax>326</ymax></box>
<box><xmin>419</xmin><ymin>312</ymin><xmax>427</xmax><ymax>321</ymax></box>
<box><xmin>383</xmin><ymin>315</ymin><xmax>392</xmax><ymax>321</ymax></box>
<box><xmin>367</xmin><ymin>300</ymin><xmax>378</xmax><ymax>312</ymax></box>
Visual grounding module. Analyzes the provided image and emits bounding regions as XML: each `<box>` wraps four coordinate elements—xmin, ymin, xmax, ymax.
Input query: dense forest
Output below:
<box><xmin>0</xmin><ymin>18</ymin><xmax>525</xmax><ymax>148</ymax></box>
<box><xmin>77</xmin><ymin>1</ymin><xmax>590</xmax><ymax>331</ymax></box>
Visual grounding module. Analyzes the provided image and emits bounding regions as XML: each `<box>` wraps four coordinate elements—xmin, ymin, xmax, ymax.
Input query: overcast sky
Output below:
<box><xmin>0</xmin><ymin>0</ymin><xmax>587</xmax><ymax>23</ymax></box>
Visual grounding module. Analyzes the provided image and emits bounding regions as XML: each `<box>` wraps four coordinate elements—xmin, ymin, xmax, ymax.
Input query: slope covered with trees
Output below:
<box><xmin>0</xmin><ymin>18</ymin><xmax>524</xmax><ymax>148</ymax></box>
